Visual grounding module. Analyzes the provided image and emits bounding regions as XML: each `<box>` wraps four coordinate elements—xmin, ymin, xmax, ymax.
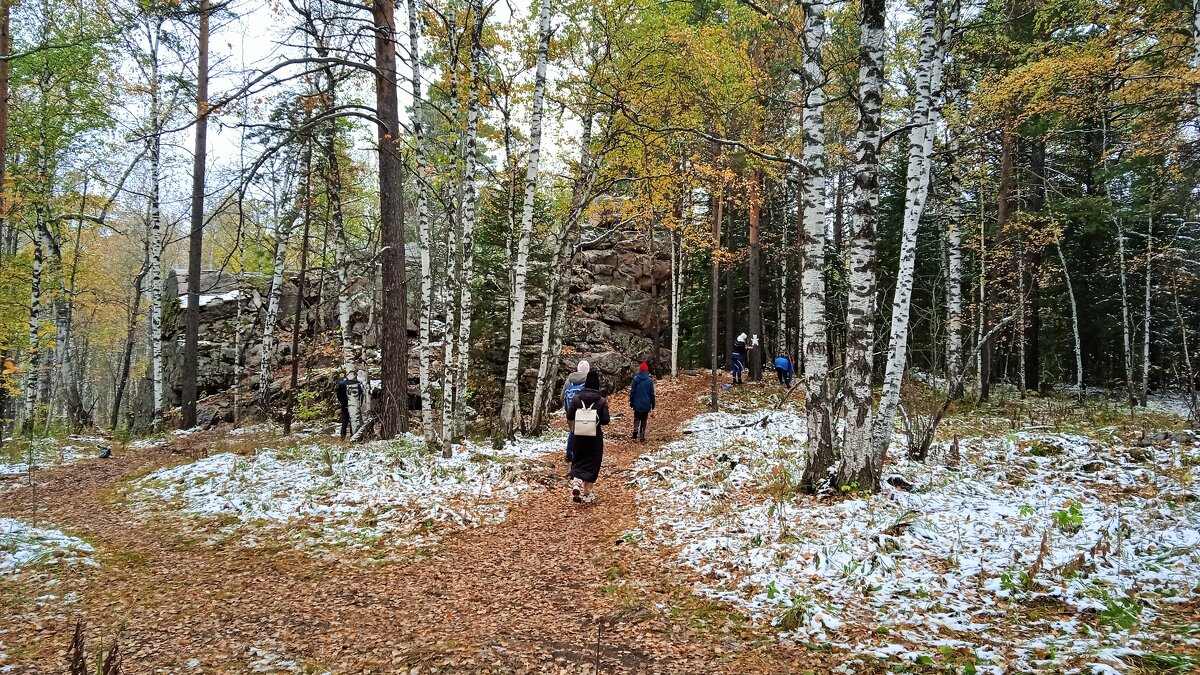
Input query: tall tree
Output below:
<box><xmin>375</xmin><ymin>0</ymin><xmax>410</xmax><ymax>439</ymax></box>
<box><xmin>181</xmin><ymin>0</ymin><xmax>210</xmax><ymax>430</ymax></box>
<box><xmin>797</xmin><ymin>0</ymin><xmax>834</xmax><ymax>493</ymax></box>
<box><xmin>499</xmin><ymin>0</ymin><xmax>552</xmax><ymax>435</ymax></box>
<box><xmin>870</xmin><ymin>0</ymin><xmax>941</xmax><ymax>458</ymax></box>
<box><xmin>409</xmin><ymin>0</ymin><xmax>436</xmax><ymax>448</ymax></box>
<box><xmin>835</xmin><ymin>0</ymin><xmax>885</xmax><ymax>492</ymax></box>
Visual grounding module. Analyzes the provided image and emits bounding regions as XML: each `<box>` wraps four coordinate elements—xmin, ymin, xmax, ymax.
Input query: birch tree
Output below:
<box><xmin>869</xmin><ymin>0</ymin><xmax>940</xmax><ymax>459</ymax></box>
<box><xmin>408</xmin><ymin>0</ymin><xmax>436</xmax><ymax>448</ymax></box>
<box><xmin>835</xmin><ymin>0</ymin><xmax>885</xmax><ymax>492</ymax></box>
<box><xmin>499</xmin><ymin>0</ymin><xmax>551</xmax><ymax>436</ymax></box>
<box><xmin>444</xmin><ymin>0</ymin><xmax>484</xmax><ymax>452</ymax></box>
<box><xmin>797</xmin><ymin>0</ymin><xmax>834</xmax><ymax>493</ymax></box>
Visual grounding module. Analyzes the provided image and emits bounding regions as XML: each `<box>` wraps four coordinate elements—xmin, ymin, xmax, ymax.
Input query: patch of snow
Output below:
<box><xmin>632</xmin><ymin>408</ymin><xmax>1200</xmax><ymax>671</ymax></box>
<box><xmin>1</xmin><ymin>439</ymin><xmax>95</xmax><ymax>478</ymax></box>
<box><xmin>130</xmin><ymin>432</ymin><xmax>566</xmax><ymax>554</ymax></box>
<box><xmin>0</xmin><ymin>518</ymin><xmax>96</xmax><ymax>575</ymax></box>
<box><xmin>177</xmin><ymin>289</ymin><xmax>242</xmax><ymax>309</ymax></box>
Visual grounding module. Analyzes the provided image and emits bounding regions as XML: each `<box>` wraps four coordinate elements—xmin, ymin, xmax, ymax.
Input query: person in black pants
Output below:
<box><xmin>732</xmin><ymin>333</ymin><xmax>750</xmax><ymax>384</ymax></box>
<box><xmin>629</xmin><ymin>361</ymin><xmax>655</xmax><ymax>442</ymax></box>
<box><xmin>566</xmin><ymin>372</ymin><xmax>611</xmax><ymax>503</ymax></box>
<box><xmin>336</xmin><ymin>371</ymin><xmax>361</xmax><ymax>440</ymax></box>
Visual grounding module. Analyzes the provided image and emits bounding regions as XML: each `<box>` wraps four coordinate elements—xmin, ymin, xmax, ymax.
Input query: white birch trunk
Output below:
<box><xmin>499</xmin><ymin>0</ymin><xmax>551</xmax><ymax>434</ymax></box>
<box><xmin>1017</xmin><ymin>238</ymin><xmax>1027</xmax><ymax>399</ymax></box>
<box><xmin>670</xmin><ymin>228</ymin><xmax>679</xmax><ymax>378</ymax></box>
<box><xmin>1054</xmin><ymin>232</ymin><xmax>1083</xmax><ymax>398</ymax></box>
<box><xmin>259</xmin><ymin>190</ymin><xmax>296</xmax><ymax>411</ymax></box>
<box><xmin>530</xmin><ymin>111</ymin><xmax>596</xmax><ymax>429</ymax></box>
<box><xmin>870</xmin><ymin>0</ymin><xmax>939</xmax><ymax>459</ymax></box>
<box><xmin>1117</xmin><ymin>216</ymin><xmax>1136</xmax><ymax>405</ymax></box>
<box><xmin>408</xmin><ymin>0</ymin><xmax>436</xmax><ymax>447</ymax></box>
<box><xmin>1140</xmin><ymin>210</ymin><xmax>1152</xmax><ymax>407</ymax></box>
<box><xmin>835</xmin><ymin>0</ymin><xmax>885</xmax><ymax>490</ymax></box>
<box><xmin>22</xmin><ymin>219</ymin><xmax>44</xmax><ymax>432</ymax></box>
<box><xmin>797</xmin><ymin>0</ymin><xmax>834</xmax><ymax>492</ymax></box>
<box><xmin>146</xmin><ymin>23</ymin><xmax>165</xmax><ymax>430</ymax></box>
<box><xmin>449</xmin><ymin>0</ymin><xmax>484</xmax><ymax>450</ymax></box>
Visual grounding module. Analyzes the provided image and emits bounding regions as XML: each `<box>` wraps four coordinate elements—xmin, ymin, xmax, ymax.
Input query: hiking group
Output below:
<box><xmin>731</xmin><ymin>332</ymin><xmax>794</xmax><ymax>388</ymax></box>
<box><xmin>560</xmin><ymin>359</ymin><xmax>655</xmax><ymax>504</ymax></box>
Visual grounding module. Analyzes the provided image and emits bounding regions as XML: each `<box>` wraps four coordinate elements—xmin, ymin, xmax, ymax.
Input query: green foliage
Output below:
<box><xmin>1052</xmin><ymin>500</ymin><xmax>1084</xmax><ymax>534</ymax></box>
<box><xmin>1099</xmin><ymin>595</ymin><xmax>1143</xmax><ymax>630</ymax></box>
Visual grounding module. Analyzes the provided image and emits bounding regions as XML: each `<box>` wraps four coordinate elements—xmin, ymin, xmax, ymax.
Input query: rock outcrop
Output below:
<box><xmin>152</xmin><ymin>231</ymin><xmax>671</xmax><ymax>429</ymax></box>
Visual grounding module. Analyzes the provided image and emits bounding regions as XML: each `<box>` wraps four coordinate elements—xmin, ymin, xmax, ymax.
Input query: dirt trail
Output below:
<box><xmin>0</xmin><ymin>375</ymin><xmax>821</xmax><ymax>673</ymax></box>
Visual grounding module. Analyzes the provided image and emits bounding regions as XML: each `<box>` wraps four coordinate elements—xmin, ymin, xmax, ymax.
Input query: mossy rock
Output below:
<box><xmin>1027</xmin><ymin>439</ymin><xmax>1065</xmax><ymax>457</ymax></box>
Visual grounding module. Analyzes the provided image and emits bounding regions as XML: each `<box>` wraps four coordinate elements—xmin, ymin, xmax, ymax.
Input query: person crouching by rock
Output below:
<box><xmin>774</xmin><ymin>354</ymin><xmax>794</xmax><ymax>387</ymax></box>
<box><xmin>562</xmin><ymin>360</ymin><xmax>590</xmax><ymax>465</ymax></box>
<box><xmin>629</xmin><ymin>361</ymin><xmax>655</xmax><ymax>442</ymax></box>
<box><xmin>566</xmin><ymin>371</ymin><xmax>610</xmax><ymax>504</ymax></box>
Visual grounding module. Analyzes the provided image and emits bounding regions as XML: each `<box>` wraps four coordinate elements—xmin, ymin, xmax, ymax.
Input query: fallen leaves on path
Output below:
<box><xmin>0</xmin><ymin>375</ymin><xmax>838</xmax><ymax>674</ymax></box>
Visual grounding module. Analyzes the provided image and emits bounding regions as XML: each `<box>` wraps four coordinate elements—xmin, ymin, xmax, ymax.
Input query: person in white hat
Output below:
<box><xmin>732</xmin><ymin>333</ymin><xmax>750</xmax><ymax>384</ymax></box>
<box><xmin>561</xmin><ymin>360</ymin><xmax>590</xmax><ymax>463</ymax></box>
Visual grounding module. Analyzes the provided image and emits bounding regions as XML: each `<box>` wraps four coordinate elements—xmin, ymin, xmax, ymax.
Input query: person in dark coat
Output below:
<box><xmin>335</xmin><ymin>371</ymin><xmax>361</xmax><ymax>440</ymax></box>
<box><xmin>629</xmin><ymin>361</ymin><xmax>655</xmax><ymax>442</ymax></box>
<box><xmin>732</xmin><ymin>333</ymin><xmax>749</xmax><ymax>384</ymax></box>
<box><xmin>566</xmin><ymin>371</ymin><xmax>610</xmax><ymax>503</ymax></box>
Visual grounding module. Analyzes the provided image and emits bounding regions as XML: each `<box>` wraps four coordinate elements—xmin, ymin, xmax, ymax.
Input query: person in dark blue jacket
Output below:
<box><xmin>629</xmin><ymin>361</ymin><xmax>655</xmax><ymax>442</ymax></box>
<box><xmin>774</xmin><ymin>355</ymin><xmax>794</xmax><ymax>386</ymax></box>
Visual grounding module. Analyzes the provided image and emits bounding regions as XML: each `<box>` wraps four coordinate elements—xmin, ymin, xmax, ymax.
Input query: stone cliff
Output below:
<box><xmin>153</xmin><ymin>232</ymin><xmax>671</xmax><ymax>428</ymax></box>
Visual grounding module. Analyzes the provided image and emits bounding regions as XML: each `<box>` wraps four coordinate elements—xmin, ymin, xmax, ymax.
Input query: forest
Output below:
<box><xmin>0</xmin><ymin>0</ymin><xmax>1198</xmax><ymax>671</ymax></box>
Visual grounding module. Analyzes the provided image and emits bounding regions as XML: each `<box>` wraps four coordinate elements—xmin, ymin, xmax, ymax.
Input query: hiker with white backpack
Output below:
<box><xmin>565</xmin><ymin>371</ymin><xmax>610</xmax><ymax>503</ymax></box>
<box><xmin>561</xmin><ymin>360</ymin><xmax>590</xmax><ymax>464</ymax></box>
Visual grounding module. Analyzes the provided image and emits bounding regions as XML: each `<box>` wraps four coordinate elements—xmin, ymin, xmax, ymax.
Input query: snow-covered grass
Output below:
<box><xmin>0</xmin><ymin>518</ymin><xmax>96</xmax><ymax>575</ymax></box>
<box><xmin>127</xmin><ymin>433</ymin><xmax>565</xmax><ymax>556</ymax></box>
<box><xmin>1</xmin><ymin>438</ymin><xmax>98</xmax><ymax>478</ymax></box>
<box><xmin>632</xmin><ymin>407</ymin><xmax>1200</xmax><ymax>672</ymax></box>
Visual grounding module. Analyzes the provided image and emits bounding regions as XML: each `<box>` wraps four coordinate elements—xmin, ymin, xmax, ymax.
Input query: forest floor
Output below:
<box><xmin>0</xmin><ymin>374</ymin><xmax>846</xmax><ymax>674</ymax></box>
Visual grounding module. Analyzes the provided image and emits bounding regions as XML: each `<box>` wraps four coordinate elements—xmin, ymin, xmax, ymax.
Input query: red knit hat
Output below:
<box><xmin>639</xmin><ymin>361</ymin><xmax>649</xmax><ymax>372</ymax></box>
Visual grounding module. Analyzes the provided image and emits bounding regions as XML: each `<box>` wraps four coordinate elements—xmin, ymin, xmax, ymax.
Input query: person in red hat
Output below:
<box><xmin>628</xmin><ymin>361</ymin><xmax>655</xmax><ymax>442</ymax></box>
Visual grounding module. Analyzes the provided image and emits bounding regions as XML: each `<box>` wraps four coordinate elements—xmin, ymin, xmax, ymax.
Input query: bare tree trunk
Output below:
<box><xmin>671</xmin><ymin>226</ymin><xmax>680</xmax><ymax>379</ymax></box>
<box><xmin>1141</xmin><ymin>208</ymin><xmax>1153</xmax><ymax>407</ymax></box>
<box><xmin>1117</xmin><ymin>216</ymin><xmax>1136</xmax><ymax>405</ymax></box>
<box><xmin>1054</xmin><ymin>232</ymin><xmax>1083</xmax><ymax>399</ymax></box>
<box><xmin>1017</xmin><ymin>234</ymin><xmax>1027</xmax><ymax>399</ymax></box>
<box><xmin>835</xmin><ymin>0</ymin><xmax>884</xmax><ymax>492</ymax></box>
<box><xmin>0</xmin><ymin>0</ymin><xmax>9</xmax><ymax>270</ymax></box>
<box><xmin>375</xmin><ymin>0</ymin><xmax>411</xmax><ymax>438</ymax></box>
<box><xmin>22</xmin><ymin>221</ymin><xmax>45</xmax><ymax>432</ymax></box>
<box><xmin>147</xmin><ymin>29</ymin><xmax>165</xmax><ymax>428</ymax></box>
<box><xmin>710</xmin><ymin>190</ymin><xmax>723</xmax><ymax>411</ymax></box>
<box><xmin>448</xmin><ymin>0</ymin><xmax>485</xmax><ymax>450</ymax></box>
<box><xmin>112</xmin><ymin>252</ymin><xmax>148</xmax><ymax>430</ymax></box>
<box><xmin>870</xmin><ymin>0</ymin><xmax>939</xmax><ymax>460</ymax></box>
<box><xmin>259</xmin><ymin>192</ymin><xmax>297</xmax><ymax>412</ymax></box>
<box><xmin>529</xmin><ymin>109</ymin><xmax>596</xmax><ymax>431</ymax></box>
<box><xmin>284</xmin><ymin>147</ymin><xmax>313</xmax><ymax>436</ymax></box>
<box><xmin>747</xmin><ymin>169</ymin><xmax>763</xmax><ymax>382</ymax></box>
<box><xmin>1173</xmin><ymin>274</ymin><xmax>1197</xmax><ymax>418</ymax></box>
<box><xmin>408</xmin><ymin>0</ymin><xmax>436</xmax><ymax>448</ymax></box>
<box><xmin>182</xmin><ymin>0</ymin><xmax>210</xmax><ymax>430</ymax></box>
<box><xmin>500</xmin><ymin>0</ymin><xmax>551</xmax><ymax>435</ymax></box>
<box><xmin>797</xmin><ymin>0</ymin><xmax>834</xmax><ymax>493</ymax></box>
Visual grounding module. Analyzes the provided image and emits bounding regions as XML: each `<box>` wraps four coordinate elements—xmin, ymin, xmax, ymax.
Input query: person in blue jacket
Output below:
<box><xmin>774</xmin><ymin>355</ymin><xmax>794</xmax><ymax>387</ymax></box>
<box><xmin>629</xmin><ymin>361</ymin><xmax>655</xmax><ymax>442</ymax></box>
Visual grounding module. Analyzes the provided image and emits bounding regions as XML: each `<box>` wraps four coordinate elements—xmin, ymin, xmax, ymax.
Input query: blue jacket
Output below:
<box><xmin>629</xmin><ymin>371</ymin><xmax>656</xmax><ymax>412</ymax></box>
<box><xmin>773</xmin><ymin>356</ymin><xmax>793</xmax><ymax>374</ymax></box>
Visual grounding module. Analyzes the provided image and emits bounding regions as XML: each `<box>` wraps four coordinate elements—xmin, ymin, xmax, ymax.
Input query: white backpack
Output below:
<box><xmin>574</xmin><ymin>402</ymin><xmax>599</xmax><ymax>437</ymax></box>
